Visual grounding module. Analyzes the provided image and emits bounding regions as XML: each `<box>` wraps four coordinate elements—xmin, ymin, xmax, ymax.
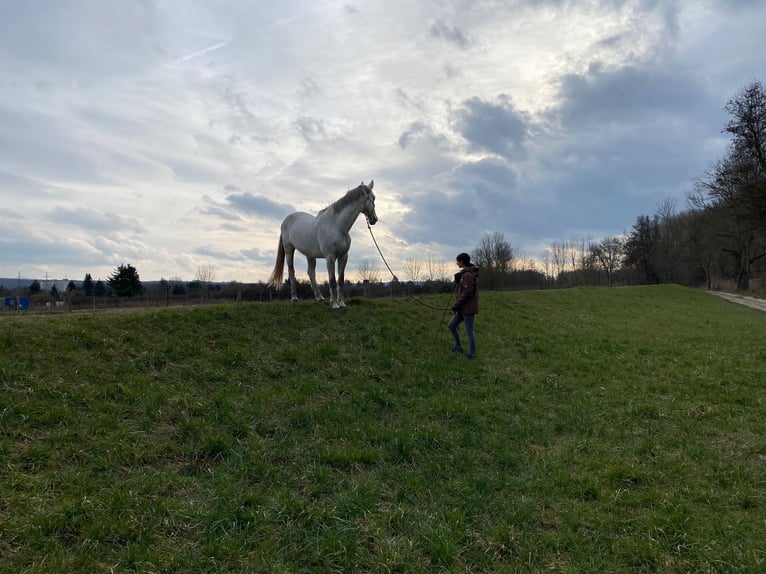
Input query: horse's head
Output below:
<box><xmin>361</xmin><ymin>180</ymin><xmax>378</xmax><ymax>225</ymax></box>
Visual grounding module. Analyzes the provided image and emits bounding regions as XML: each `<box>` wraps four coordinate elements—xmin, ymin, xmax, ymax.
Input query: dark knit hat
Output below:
<box><xmin>456</xmin><ymin>252</ymin><xmax>471</xmax><ymax>265</ymax></box>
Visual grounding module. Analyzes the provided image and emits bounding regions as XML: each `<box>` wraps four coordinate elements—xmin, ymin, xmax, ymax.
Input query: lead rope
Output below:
<box><xmin>365</xmin><ymin>218</ymin><xmax>455</xmax><ymax>342</ymax></box>
<box><xmin>365</xmin><ymin>218</ymin><xmax>453</xmax><ymax>312</ymax></box>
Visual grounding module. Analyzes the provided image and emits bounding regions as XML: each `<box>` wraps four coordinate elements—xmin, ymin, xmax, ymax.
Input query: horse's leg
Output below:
<box><xmin>307</xmin><ymin>257</ymin><xmax>325</xmax><ymax>301</ymax></box>
<box><xmin>337</xmin><ymin>251</ymin><xmax>349</xmax><ymax>308</ymax></box>
<box><xmin>325</xmin><ymin>256</ymin><xmax>340</xmax><ymax>309</ymax></box>
<box><xmin>285</xmin><ymin>246</ymin><xmax>299</xmax><ymax>302</ymax></box>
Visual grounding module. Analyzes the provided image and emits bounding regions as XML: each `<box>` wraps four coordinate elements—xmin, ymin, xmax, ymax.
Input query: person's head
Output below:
<box><xmin>456</xmin><ymin>252</ymin><xmax>471</xmax><ymax>267</ymax></box>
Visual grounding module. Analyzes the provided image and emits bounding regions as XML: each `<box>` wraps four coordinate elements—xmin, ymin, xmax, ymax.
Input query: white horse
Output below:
<box><xmin>267</xmin><ymin>180</ymin><xmax>378</xmax><ymax>309</ymax></box>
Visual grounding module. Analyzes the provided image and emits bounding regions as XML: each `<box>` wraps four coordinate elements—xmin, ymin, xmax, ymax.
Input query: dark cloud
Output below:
<box><xmin>225</xmin><ymin>192</ymin><xmax>295</xmax><ymax>220</ymax></box>
<box><xmin>555</xmin><ymin>62</ymin><xmax>712</xmax><ymax>129</ymax></box>
<box><xmin>198</xmin><ymin>197</ymin><xmax>241</xmax><ymax>221</ymax></box>
<box><xmin>398</xmin><ymin>121</ymin><xmax>428</xmax><ymax>149</ymax></box>
<box><xmin>397</xmin><ymin>120</ymin><xmax>450</xmax><ymax>150</ymax></box>
<box><xmin>429</xmin><ymin>21</ymin><xmax>471</xmax><ymax>49</ymax></box>
<box><xmin>394</xmin><ymin>157</ymin><xmax>523</xmax><ymax>249</ymax></box>
<box><xmin>451</xmin><ymin>95</ymin><xmax>531</xmax><ymax>158</ymax></box>
<box><xmin>198</xmin><ymin>190</ymin><xmax>294</xmax><ymax>222</ymax></box>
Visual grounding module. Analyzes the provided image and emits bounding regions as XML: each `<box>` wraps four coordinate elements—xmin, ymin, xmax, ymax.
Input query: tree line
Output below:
<box><xmin>465</xmin><ymin>80</ymin><xmax>766</xmax><ymax>292</ymax></box>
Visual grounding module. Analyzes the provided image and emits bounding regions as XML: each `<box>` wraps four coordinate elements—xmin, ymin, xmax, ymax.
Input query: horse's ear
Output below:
<box><xmin>368</xmin><ymin>180</ymin><xmax>374</xmax><ymax>190</ymax></box>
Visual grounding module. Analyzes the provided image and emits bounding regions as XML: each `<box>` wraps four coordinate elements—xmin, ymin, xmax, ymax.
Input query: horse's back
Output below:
<box><xmin>282</xmin><ymin>211</ymin><xmax>322</xmax><ymax>256</ymax></box>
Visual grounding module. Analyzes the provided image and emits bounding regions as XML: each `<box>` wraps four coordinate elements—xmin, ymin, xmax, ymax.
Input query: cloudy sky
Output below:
<box><xmin>0</xmin><ymin>1</ymin><xmax>762</xmax><ymax>284</ymax></box>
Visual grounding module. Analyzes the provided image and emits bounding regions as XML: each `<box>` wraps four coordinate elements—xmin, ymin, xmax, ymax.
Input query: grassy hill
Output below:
<box><xmin>1</xmin><ymin>285</ymin><xmax>765</xmax><ymax>572</ymax></box>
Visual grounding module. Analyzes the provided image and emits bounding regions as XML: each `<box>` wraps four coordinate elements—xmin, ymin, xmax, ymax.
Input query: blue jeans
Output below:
<box><xmin>448</xmin><ymin>313</ymin><xmax>475</xmax><ymax>355</ymax></box>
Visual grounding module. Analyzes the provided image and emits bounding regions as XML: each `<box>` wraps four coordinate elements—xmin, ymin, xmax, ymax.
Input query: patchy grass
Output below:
<box><xmin>1</xmin><ymin>285</ymin><xmax>765</xmax><ymax>572</ymax></box>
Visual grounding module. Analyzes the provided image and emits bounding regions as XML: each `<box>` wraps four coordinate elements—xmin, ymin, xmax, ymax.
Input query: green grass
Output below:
<box><xmin>1</xmin><ymin>285</ymin><xmax>765</xmax><ymax>572</ymax></box>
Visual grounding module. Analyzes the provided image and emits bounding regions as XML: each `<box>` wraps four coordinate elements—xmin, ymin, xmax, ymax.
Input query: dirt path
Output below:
<box><xmin>712</xmin><ymin>291</ymin><xmax>766</xmax><ymax>313</ymax></box>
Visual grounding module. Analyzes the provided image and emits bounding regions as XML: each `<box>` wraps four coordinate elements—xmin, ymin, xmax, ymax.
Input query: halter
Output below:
<box><xmin>362</xmin><ymin>194</ymin><xmax>377</xmax><ymax>225</ymax></box>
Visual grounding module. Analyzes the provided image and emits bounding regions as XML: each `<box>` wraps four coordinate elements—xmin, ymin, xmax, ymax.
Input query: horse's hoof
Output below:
<box><xmin>291</xmin><ymin>297</ymin><xmax>299</xmax><ymax>303</ymax></box>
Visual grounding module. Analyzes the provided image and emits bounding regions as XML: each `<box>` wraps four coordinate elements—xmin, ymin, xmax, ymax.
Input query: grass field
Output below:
<box><xmin>1</xmin><ymin>285</ymin><xmax>765</xmax><ymax>573</ymax></box>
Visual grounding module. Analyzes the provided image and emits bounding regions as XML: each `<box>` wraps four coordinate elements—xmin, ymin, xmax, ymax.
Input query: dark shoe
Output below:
<box><xmin>451</xmin><ymin>346</ymin><xmax>463</xmax><ymax>353</ymax></box>
<box><xmin>464</xmin><ymin>353</ymin><xmax>476</xmax><ymax>359</ymax></box>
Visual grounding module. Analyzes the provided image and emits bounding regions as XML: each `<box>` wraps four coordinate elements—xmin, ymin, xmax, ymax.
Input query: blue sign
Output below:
<box><xmin>4</xmin><ymin>297</ymin><xmax>30</xmax><ymax>310</ymax></box>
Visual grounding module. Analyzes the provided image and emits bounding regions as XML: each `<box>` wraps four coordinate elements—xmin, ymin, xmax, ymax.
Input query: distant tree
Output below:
<box><xmin>94</xmin><ymin>280</ymin><xmax>106</xmax><ymax>297</ymax></box>
<box><xmin>654</xmin><ymin>199</ymin><xmax>690</xmax><ymax>283</ymax></box>
<box><xmin>196</xmin><ymin>264</ymin><xmax>216</xmax><ymax>298</ymax></box>
<box><xmin>50</xmin><ymin>284</ymin><xmax>59</xmax><ymax>300</ymax></box>
<box><xmin>473</xmin><ymin>231</ymin><xmax>513</xmax><ymax>290</ymax></box>
<box><xmin>567</xmin><ymin>239</ymin><xmax>579</xmax><ymax>282</ymax></box>
<box><xmin>695</xmin><ymin>80</ymin><xmax>766</xmax><ymax>290</ymax></box>
<box><xmin>108</xmin><ymin>264</ymin><xmax>143</xmax><ymax>297</ymax></box>
<box><xmin>574</xmin><ymin>238</ymin><xmax>596</xmax><ymax>285</ymax></box>
<box><xmin>82</xmin><ymin>273</ymin><xmax>94</xmax><ymax>296</ymax></box>
<box><xmin>402</xmin><ymin>257</ymin><xmax>423</xmax><ymax>283</ymax></box>
<box><xmin>67</xmin><ymin>280</ymin><xmax>77</xmax><ymax>292</ymax></box>
<box><xmin>357</xmin><ymin>258</ymin><xmax>381</xmax><ymax>284</ymax></box>
<box><xmin>157</xmin><ymin>278</ymin><xmax>170</xmax><ymax>305</ymax></box>
<box><xmin>424</xmin><ymin>255</ymin><xmax>447</xmax><ymax>283</ymax></box>
<box><xmin>624</xmin><ymin>215</ymin><xmax>660</xmax><ymax>284</ymax></box>
<box><xmin>686</xmin><ymin>204</ymin><xmax>726</xmax><ymax>289</ymax></box>
<box><xmin>549</xmin><ymin>241</ymin><xmax>569</xmax><ymax>285</ymax></box>
<box><xmin>590</xmin><ymin>236</ymin><xmax>625</xmax><ymax>286</ymax></box>
<box><xmin>538</xmin><ymin>250</ymin><xmax>554</xmax><ymax>287</ymax></box>
<box><xmin>28</xmin><ymin>280</ymin><xmax>41</xmax><ymax>295</ymax></box>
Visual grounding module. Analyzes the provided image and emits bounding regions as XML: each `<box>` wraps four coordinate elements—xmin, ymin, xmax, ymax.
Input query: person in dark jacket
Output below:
<box><xmin>448</xmin><ymin>252</ymin><xmax>479</xmax><ymax>359</ymax></box>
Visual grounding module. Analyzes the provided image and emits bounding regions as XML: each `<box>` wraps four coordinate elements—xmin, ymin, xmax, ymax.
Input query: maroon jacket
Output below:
<box><xmin>453</xmin><ymin>265</ymin><xmax>479</xmax><ymax>315</ymax></box>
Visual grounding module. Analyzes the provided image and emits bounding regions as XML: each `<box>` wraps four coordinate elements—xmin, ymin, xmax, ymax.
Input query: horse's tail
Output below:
<box><xmin>267</xmin><ymin>235</ymin><xmax>285</xmax><ymax>288</ymax></box>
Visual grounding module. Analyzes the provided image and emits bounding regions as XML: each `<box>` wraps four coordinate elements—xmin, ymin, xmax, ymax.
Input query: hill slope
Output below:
<box><xmin>1</xmin><ymin>285</ymin><xmax>765</xmax><ymax>572</ymax></box>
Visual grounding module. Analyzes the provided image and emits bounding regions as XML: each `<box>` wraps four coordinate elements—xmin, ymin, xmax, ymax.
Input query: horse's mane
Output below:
<box><xmin>318</xmin><ymin>184</ymin><xmax>367</xmax><ymax>216</ymax></box>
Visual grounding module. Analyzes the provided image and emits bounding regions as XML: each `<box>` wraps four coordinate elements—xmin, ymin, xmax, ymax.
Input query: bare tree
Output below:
<box><xmin>575</xmin><ymin>237</ymin><xmax>596</xmax><ymax>285</ymax></box>
<box><xmin>196</xmin><ymin>264</ymin><xmax>216</xmax><ymax>300</ymax></box>
<box><xmin>624</xmin><ymin>214</ymin><xmax>660</xmax><ymax>284</ymax></box>
<box><xmin>567</xmin><ymin>239</ymin><xmax>578</xmax><ymax>280</ymax></box>
<box><xmin>653</xmin><ymin>199</ymin><xmax>690</xmax><ymax>283</ymax></box>
<box><xmin>695</xmin><ymin>80</ymin><xmax>766</xmax><ymax>290</ymax></box>
<box><xmin>513</xmin><ymin>252</ymin><xmax>536</xmax><ymax>272</ymax></box>
<box><xmin>356</xmin><ymin>258</ymin><xmax>381</xmax><ymax>284</ymax></box>
<box><xmin>473</xmin><ymin>231</ymin><xmax>514</xmax><ymax>289</ymax></box>
<box><xmin>402</xmin><ymin>257</ymin><xmax>423</xmax><ymax>283</ymax></box>
<box><xmin>424</xmin><ymin>255</ymin><xmax>447</xmax><ymax>283</ymax></box>
<box><xmin>539</xmin><ymin>250</ymin><xmax>554</xmax><ymax>287</ymax></box>
<box><xmin>590</xmin><ymin>236</ymin><xmax>625</xmax><ymax>286</ymax></box>
<box><xmin>685</xmin><ymin>201</ymin><xmax>726</xmax><ymax>289</ymax></box>
<box><xmin>549</xmin><ymin>241</ymin><xmax>568</xmax><ymax>285</ymax></box>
